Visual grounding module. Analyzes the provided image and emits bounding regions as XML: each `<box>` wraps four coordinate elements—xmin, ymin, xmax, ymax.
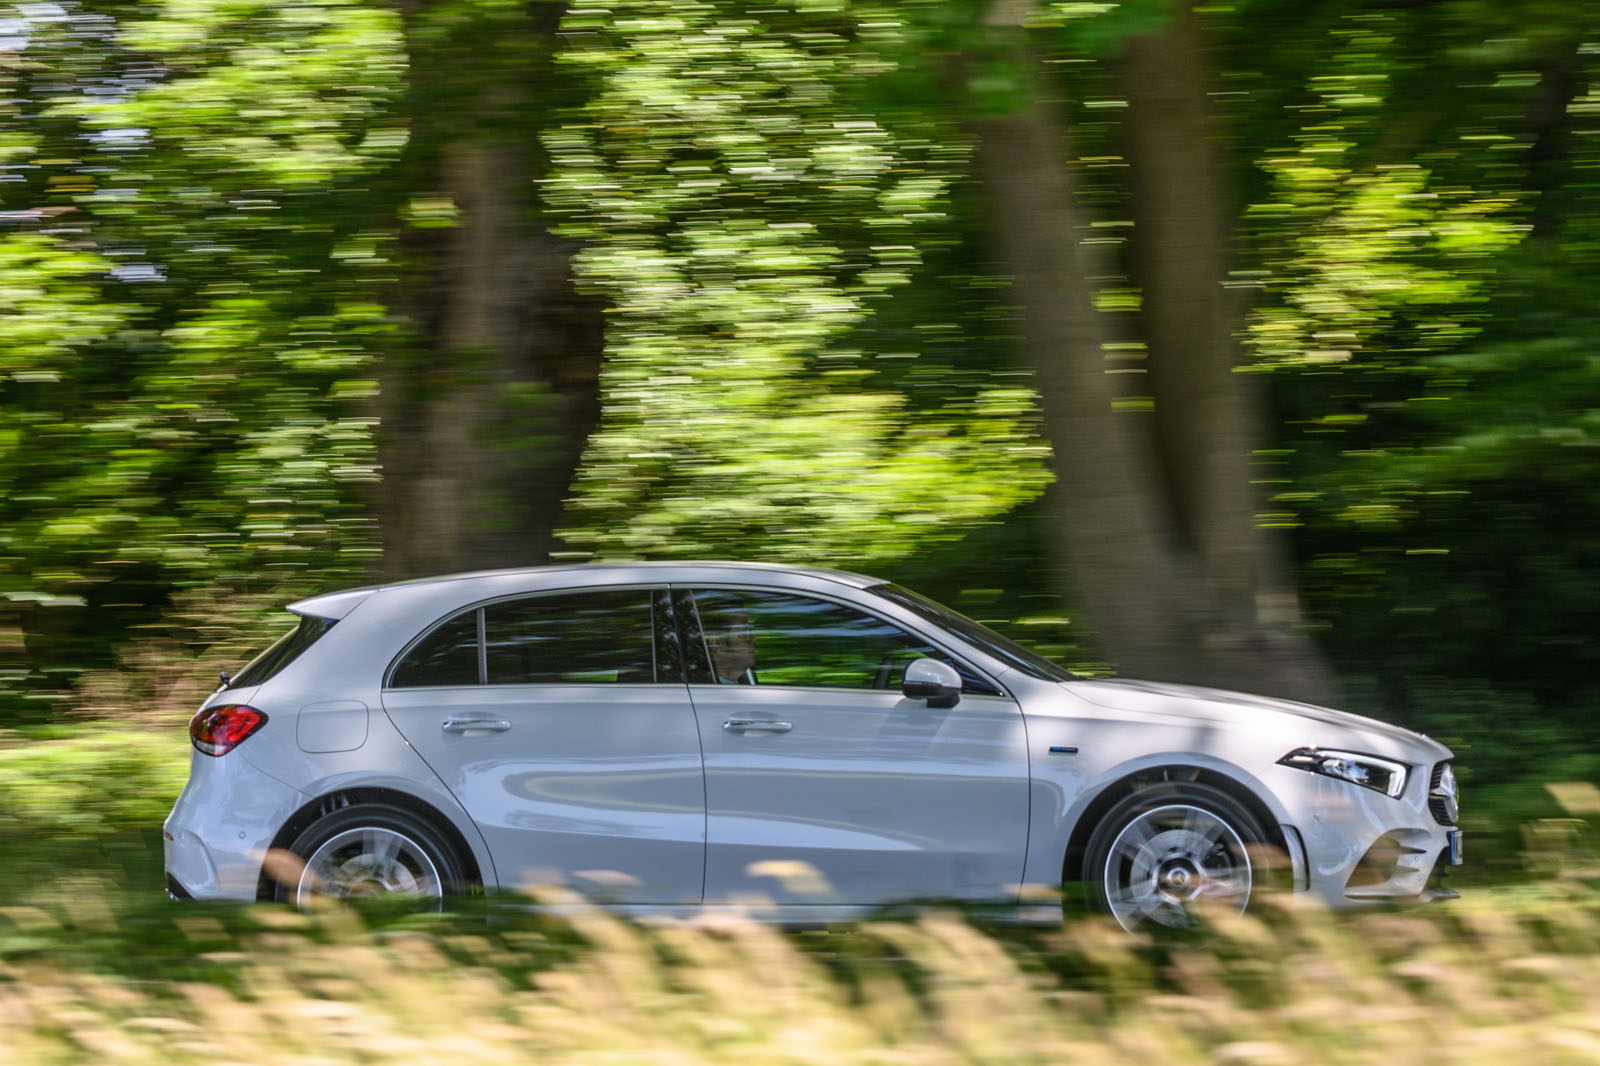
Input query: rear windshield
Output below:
<box><xmin>231</xmin><ymin>614</ymin><xmax>336</xmax><ymax>688</ymax></box>
<box><xmin>869</xmin><ymin>583</ymin><xmax>1076</xmax><ymax>683</ymax></box>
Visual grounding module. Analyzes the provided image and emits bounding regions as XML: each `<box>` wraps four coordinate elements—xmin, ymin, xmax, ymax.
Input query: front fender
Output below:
<box><xmin>1020</xmin><ymin>748</ymin><xmax>1295</xmax><ymax>891</ymax></box>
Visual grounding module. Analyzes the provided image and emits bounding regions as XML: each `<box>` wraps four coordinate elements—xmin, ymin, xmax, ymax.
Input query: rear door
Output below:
<box><xmin>381</xmin><ymin>587</ymin><xmax>705</xmax><ymax>903</ymax></box>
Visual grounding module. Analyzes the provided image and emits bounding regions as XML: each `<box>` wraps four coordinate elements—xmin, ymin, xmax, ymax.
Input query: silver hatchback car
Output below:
<box><xmin>165</xmin><ymin>562</ymin><xmax>1462</xmax><ymax>929</ymax></box>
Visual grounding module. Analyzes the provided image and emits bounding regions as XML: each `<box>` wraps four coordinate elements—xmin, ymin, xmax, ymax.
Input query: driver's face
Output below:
<box><xmin>707</xmin><ymin>610</ymin><xmax>755</xmax><ymax>681</ymax></box>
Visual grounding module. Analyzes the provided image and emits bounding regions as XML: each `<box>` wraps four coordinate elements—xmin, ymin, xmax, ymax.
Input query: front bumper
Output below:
<box><xmin>1262</xmin><ymin>759</ymin><xmax>1460</xmax><ymax>907</ymax></box>
<box><xmin>164</xmin><ymin>748</ymin><xmax>309</xmax><ymax>901</ymax></box>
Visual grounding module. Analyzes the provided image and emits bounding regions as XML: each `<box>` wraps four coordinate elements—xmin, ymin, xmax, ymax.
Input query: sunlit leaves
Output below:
<box><xmin>1247</xmin><ymin>161</ymin><xmax>1519</xmax><ymax>371</ymax></box>
<box><xmin>0</xmin><ymin>2</ymin><xmax>395</xmax><ymax>716</ymax></box>
<box><xmin>549</xmin><ymin>0</ymin><xmax>1049</xmax><ymax>566</ymax></box>
<box><xmin>70</xmin><ymin>0</ymin><xmax>408</xmax><ymax>188</ymax></box>
<box><xmin>0</xmin><ymin>236</ymin><xmax>127</xmax><ymax>373</ymax></box>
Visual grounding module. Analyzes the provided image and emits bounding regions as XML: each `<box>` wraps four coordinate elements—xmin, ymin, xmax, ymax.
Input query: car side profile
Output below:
<box><xmin>165</xmin><ymin>562</ymin><xmax>1462</xmax><ymax>929</ymax></box>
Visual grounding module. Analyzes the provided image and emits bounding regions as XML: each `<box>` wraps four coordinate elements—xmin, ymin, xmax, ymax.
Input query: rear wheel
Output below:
<box><xmin>1082</xmin><ymin>782</ymin><xmax>1275</xmax><ymax>932</ymax></box>
<box><xmin>273</xmin><ymin>803</ymin><xmax>466</xmax><ymax>910</ymax></box>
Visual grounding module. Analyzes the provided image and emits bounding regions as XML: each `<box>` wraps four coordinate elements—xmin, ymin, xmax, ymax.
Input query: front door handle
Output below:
<box><xmin>723</xmin><ymin>718</ymin><xmax>792</xmax><ymax>734</ymax></box>
<box><xmin>442</xmin><ymin>716</ymin><xmax>511</xmax><ymax>734</ymax></box>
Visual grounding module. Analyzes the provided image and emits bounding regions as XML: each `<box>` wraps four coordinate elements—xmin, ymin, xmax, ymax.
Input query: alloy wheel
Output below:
<box><xmin>1101</xmin><ymin>803</ymin><xmax>1252</xmax><ymax>931</ymax></box>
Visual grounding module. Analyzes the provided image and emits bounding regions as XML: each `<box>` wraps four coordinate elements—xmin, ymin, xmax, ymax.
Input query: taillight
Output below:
<box><xmin>190</xmin><ymin>704</ymin><xmax>268</xmax><ymax>757</ymax></box>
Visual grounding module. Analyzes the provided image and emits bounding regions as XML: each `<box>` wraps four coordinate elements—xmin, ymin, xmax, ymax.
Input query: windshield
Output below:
<box><xmin>870</xmin><ymin>583</ymin><xmax>1077</xmax><ymax>683</ymax></box>
<box><xmin>231</xmin><ymin>614</ymin><xmax>337</xmax><ymax>688</ymax></box>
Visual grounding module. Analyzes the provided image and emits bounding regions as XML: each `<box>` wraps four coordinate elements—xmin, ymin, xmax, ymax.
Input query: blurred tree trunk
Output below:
<box><xmin>972</xmin><ymin>90</ymin><xmax>1202</xmax><ymax>683</ymax></box>
<box><xmin>972</xmin><ymin>0</ymin><xmax>1333</xmax><ymax>700</ymax></box>
<box><xmin>1523</xmin><ymin>35</ymin><xmax>1584</xmax><ymax>242</ymax></box>
<box><xmin>1120</xmin><ymin>1</ymin><xmax>1334</xmax><ymax>699</ymax></box>
<box><xmin>378</xmin><ymin>1</ymin><xmax>603</xmax><ymax>580</ymax></box>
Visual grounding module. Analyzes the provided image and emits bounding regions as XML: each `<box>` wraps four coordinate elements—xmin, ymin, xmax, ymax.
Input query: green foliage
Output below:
<box><xmin>0</xmin><ymin>0</ymin><xmax>1596</xmax><ymax>793</ymax></box>
<box><xmin>76</xmin><ymin>0</ymin><xmax>407</xmax><ymax>187</ymax></box>
<box><xmin>548</xmin><ymin>0</ymin><xmax>1050</xmax><ymax>567</ymax></box>
<box><xmin>1247</xmin><ymin>162</ymin><xmax>1517</xmax><ymax>374</ymax></box>
<box><xmin>0</xmin><ymin>726</ymin><xmax>185</xmax><ymax>836</ymax></box>
<box><xmin>0</xmin><ymin>0</ymin><xmax>400</xmax><ymax>718</ymax></box>
<box><xmin>1221</xmin><ymin>3</ymin><xmax>1600</xmax><ymax>744</ymax></box>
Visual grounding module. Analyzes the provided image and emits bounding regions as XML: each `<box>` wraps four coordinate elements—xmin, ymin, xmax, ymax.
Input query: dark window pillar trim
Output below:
<box><xmin>652</xmin><ymin>588</ymin><xmax>684</xmax><ymax>684</ymax></box>
<box><xmin>476</xmin><ymin>606</ymin><xmax>487</xmax><ymax>685</ymax></box>
<box><xmin>673</xmin><ymin>589</ymin><xmax>715</xmax><ymax>684</ymax></box>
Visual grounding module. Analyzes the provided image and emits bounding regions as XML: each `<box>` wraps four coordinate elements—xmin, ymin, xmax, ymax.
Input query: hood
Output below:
<box><xmin>1063</xmin><ymin>678</ymin><xmax>1451</xmax><ymax>761</ymax></box>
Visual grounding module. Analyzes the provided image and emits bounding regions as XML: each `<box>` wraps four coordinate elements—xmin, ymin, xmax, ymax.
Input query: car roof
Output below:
<box><xmin>287</xmin><ymin>560</ymin><xmax>884</xmax><ymax>619</ymax></box>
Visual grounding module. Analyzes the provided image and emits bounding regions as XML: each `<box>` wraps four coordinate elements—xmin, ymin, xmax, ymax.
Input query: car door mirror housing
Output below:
<box><xmin>902</xmin><ymin>657</ymin><xmax>962</xmax><ymax>709</ymax></box>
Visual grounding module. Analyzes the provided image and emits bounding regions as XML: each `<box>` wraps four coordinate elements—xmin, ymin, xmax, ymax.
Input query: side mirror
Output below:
<box><xmin>902</xmin><ymin>657</ymin><xmax>962</xmax><ymax>709</ymax></box>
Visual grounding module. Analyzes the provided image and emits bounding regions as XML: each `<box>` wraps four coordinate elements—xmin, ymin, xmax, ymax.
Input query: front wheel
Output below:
<box><xmin>1082</xmin><ymin>782</ymin><xmax>1276</xmax><ymax>932</ymax></box>
<box><xmin>273</xmin><ymin>803</ymin><xmax>466</xmax><ymax>910</ymax></box>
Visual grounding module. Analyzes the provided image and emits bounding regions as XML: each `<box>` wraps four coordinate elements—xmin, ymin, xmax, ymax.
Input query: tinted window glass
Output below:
<box><xmin>391</xmin><ymin>610</ymin><xmax>481</xmax><ymax>688</ymax></box>
<box><xmin>233</xmin><ymin>614</ymin><xmax>336</xmax><ymax>688</ymax></box>
<box><xmin>689</xmin><ymin>589</ymin><xmax>1001</xmax><ymax>695</ymax></box>
<box><xmin>486</xmin><ymin>590</ymin><xmax>656</xmax><ymax>684</ymax></box>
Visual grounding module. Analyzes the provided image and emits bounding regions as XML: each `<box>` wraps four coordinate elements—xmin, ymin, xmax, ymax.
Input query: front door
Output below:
<box><xmin>681</xmin><ymin>587</ymin><xmax>1030</xmax><ymax>906</ymax></box>
<box><xmin>381</xmin><ymin>587</ymin><xmax>705</xmax><ymax>903</ymax></box>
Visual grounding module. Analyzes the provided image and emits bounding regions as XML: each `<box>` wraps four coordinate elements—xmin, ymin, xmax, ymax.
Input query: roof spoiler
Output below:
<box><xmin>286</xmin><ymin>587</ymin><xmax>376</xmax><ymax>621</ymax></box>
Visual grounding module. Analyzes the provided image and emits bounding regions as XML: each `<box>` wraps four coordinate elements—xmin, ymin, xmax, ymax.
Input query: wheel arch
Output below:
<box><xmin>1059</xmin><ymin>761</ymin><xmax>1291</xmax><ymax>889</ymax></box>
<box><xmin>256</xmin><ymin>786</ymin><xmax>486</xmax><ymax>901</ymax></box>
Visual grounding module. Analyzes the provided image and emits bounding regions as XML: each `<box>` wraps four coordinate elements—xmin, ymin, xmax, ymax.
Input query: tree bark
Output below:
<box><xmin>970</xmin><ymin>61</ymin><xmax>1201</xmax><ymax>682</ymax></box>
<box><xmin>1121</xmin><ymin>2</ymin><xmax>1334</xmax><ymax>700</ymax></box>
<box><xmin>1523</xmin><ymin>35</ymin><xmax>1584</xmax><ymax>243</ymax></box>
<box><xmin>378</xmin><ymin>1</ymin><xmax>603</xmax><ymax>580</ymax></box>
<box><xmin>972</xmin><ymin>0</ymin><xmax>1334</xmax><ymax>701</ymax></box>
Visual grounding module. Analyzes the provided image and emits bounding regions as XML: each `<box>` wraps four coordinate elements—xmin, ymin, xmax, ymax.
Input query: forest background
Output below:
<box><xmin>1</xmin><ymin>0</ymin><xmax>1598</xmax><ymax>891</ymax></box>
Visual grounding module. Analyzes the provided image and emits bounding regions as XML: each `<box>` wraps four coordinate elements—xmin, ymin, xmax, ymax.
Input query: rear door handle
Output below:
<box><xmin>723</xmin><ymin>718</ymin><xmax>792</xmax><ymax>734</ymax></box>
<box><xmin>441</xmin><ymin>716</ymin><xmax>511</xmax><ymax>734</ymax></box>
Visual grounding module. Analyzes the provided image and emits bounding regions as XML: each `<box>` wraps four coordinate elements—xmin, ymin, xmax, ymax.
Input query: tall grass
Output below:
<box><xmin>6</xmin><ymin>886</ymin><xmax>1600</xmax><ymax>1065</ymax></box>
<box><xmin>4</xmin><ymin>638</ymin><xmax>1598</xmax><ymax>1064</ymax></box>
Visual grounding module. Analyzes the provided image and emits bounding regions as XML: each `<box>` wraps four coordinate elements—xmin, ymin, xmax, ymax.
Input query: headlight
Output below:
<box><xmin>1278</xmin><ymin>748</ymin><xmax>1409</xmax><ymax>798</ymax></box>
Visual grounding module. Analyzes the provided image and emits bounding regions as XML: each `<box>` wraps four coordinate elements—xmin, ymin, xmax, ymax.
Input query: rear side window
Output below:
<box><xmin>486</xmin><ymin>590</ymin><xmax>655</xmax><ymax>684</ymax></box>
<box><xmin>232</xmin><ymin>614</ymin><xmax>336</xmax><ymax>688</ymax></box>
<box><xmin>390</xmin><ymin>610</ymin><xmax>480</xmax><ymax>688</ymax></box>
<box><xmin>388</xmin><ymin>588</ymin><xmax>665</xmax><ymax>687</ymax></box>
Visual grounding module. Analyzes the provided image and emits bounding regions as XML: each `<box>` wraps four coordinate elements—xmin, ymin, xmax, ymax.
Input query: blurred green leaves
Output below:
<box><xmin>547</xmin><ymin>0</ymin><xmax>1050</xmax><ymax>566</ymax></box>
<box><xmin>72</xmin><ymin>0</ymin><xmax>408</xmax><ymax>188</ymax></box>
<box><xmin>0</xmin><ymin>726</ymin><xmax>183</xmax><ymax>836</ymax></box>
<box><xmin>0</xmin><ymin>0</ymin><xmax>397</xmax><ymax>716</ymax></box>
<box><xmin>0</xmin><ymin>237</ymin><xmax>127</xmax><ymax>370</ymax></box>
<box><xmin>0</xmin><ymin>0</ymin><xmax>1595</xmax><ymax>782</ymax></box>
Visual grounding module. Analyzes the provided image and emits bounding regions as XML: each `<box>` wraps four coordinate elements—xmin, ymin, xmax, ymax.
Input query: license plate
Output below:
<box><xmin>1447</xmin><ymin>829</ymin><xmax>1464</xmax><ymax>866</ymax></box>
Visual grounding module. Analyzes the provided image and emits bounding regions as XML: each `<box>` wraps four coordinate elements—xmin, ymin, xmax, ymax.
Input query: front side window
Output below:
<box><xmin>687</xmin><ymin>588</ymin><xmax>1001</xmax><ymax>695</ymax></box>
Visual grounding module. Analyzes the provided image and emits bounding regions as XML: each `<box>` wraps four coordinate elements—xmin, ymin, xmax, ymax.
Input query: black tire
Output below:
<box><xmin>271</xmin><ymin>802</ymin><xmax>468</xmax><ymax>909</ymax></box>
<box><xmin>1081</xmin><ymin>781</ymin><xmax>1279</xmax><ymax>932</ymax></box>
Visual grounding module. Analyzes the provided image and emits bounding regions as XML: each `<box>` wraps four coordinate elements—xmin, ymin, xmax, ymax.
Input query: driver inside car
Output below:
<box><xmin>705</xmin><ymin>609</ymin><xmax>757</xmax><ymax>684</ymax></box>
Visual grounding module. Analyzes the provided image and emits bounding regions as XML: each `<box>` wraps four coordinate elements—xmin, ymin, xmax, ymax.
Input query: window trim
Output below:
<box><xmin>383</xmin><ymin>584</ymin><xmax>672</xmax><ymax>690</ymax></box>
<box><xmin>673</xmin><ymin>583</ymin><xmax>1013</xmax><ymax>700</ymax></box>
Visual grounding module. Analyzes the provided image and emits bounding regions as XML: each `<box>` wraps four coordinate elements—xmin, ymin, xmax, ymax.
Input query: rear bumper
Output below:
<box><xmin>164</xmin><ymin>748</ymin><xmax>308</xmax><ymax>901</ymax></box>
